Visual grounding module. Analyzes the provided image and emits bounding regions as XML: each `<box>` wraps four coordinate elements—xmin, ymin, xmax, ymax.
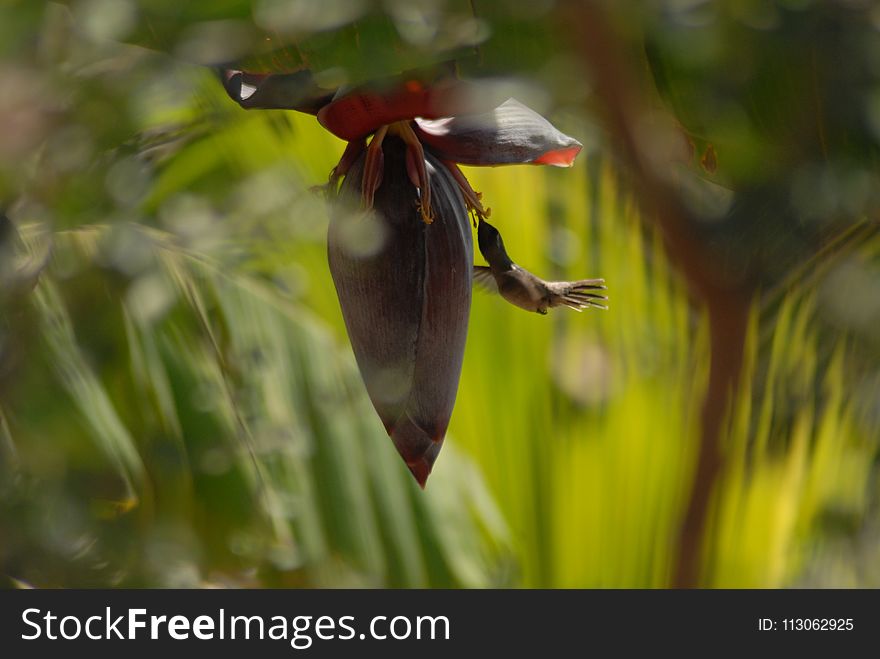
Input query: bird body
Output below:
<box><xmin>475</xmin><ymin>220</ymin><xmax>607</xmax><ymax>314</ymax></box>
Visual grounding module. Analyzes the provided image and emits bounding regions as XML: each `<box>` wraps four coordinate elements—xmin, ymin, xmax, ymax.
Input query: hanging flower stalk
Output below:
<box><xmin>222</xmin><ymin>66</ymin><xmax>607</xmax><ymax>486</ymax></box>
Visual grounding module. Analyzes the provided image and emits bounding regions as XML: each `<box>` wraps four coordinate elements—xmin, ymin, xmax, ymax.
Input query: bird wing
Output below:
<box><xmin>545</xmin><ymin>278</ymin><xmax>608</xmax><ymax>311</ymax></box>
<box><xmin>472</xmin><ymin>266</ymin><xmax>499</xmax><ymax>294</ymax></box>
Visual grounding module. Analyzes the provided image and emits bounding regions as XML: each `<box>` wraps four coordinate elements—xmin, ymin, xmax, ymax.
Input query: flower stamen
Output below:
<box><xmin>443</xmin><ymin>161</ymin><xmax>490</xmax><ymax>221</ymax></box>
<box><xmin>361</xmin><ymin>125</ymin><xmax>388</xmax><ymax>210</ymax></box>
<box><xmin>329</xmin><ymin>138</ymin><xmax>366</xmax><ymax>191</ymax></box>
<box><xmin>326</xmin><ymin>120</ymin><xmax>494</xmax><ymax>228</ymax></box>
<box><xmin>391</xmin><ymin>121</ymin><xmax>433</xmax><ymax>224</ymax></box>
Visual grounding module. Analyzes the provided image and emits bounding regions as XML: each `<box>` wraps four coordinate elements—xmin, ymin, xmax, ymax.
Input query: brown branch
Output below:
<box><xmin>560</xmin><ymin>1</ymin><xmax>753</xmax><ymax>587</ymax></box>
<box><xmin>676</xmin><ymin>293</ymin><xmax>750</xmax><ymax>587</ymax></box>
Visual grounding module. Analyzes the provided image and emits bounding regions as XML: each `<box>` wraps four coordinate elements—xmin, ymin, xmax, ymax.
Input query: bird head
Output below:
<box><xmin>477</xmin><ymin>218</ymin><xmax>502</xmax><ymax>252</ymax></box>
<box><xmin>477</xmin><ymin>219</ymin><xmax>512</xmax><ymax>268</ymax></box>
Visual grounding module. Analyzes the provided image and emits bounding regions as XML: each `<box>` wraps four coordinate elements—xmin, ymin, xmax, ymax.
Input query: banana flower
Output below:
<box><xmin>222</xmin><ymin>66</ymin><xmax>605</xmax><ymax>486</ymax></box>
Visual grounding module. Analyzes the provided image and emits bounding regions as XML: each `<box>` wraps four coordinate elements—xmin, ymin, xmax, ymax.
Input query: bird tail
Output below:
<box><xmin>550</xmin><ymin>278</ymin><xmax>608</xmax><ymax>311</ymax></box>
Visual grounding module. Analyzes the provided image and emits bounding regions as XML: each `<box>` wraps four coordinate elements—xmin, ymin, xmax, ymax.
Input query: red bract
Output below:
<box><xmin>222</xmin><ymin>67</ymin><xmax>582</xmax><ymax>224</ymax></box>
<box><xmin>221</xmin><ymin>66</ymin><xmax>596</xmax><ymax>486</ymax></box>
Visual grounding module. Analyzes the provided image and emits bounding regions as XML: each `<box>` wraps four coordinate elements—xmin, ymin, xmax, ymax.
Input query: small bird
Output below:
<box><xmin>474</xmin><ymin>219</ymin><xmax>608</xmax><ymax>314</ymax></box>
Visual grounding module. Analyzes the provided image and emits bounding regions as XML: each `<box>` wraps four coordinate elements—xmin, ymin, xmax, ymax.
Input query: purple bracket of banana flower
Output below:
<box><xmin>329</xmin><ymin>138</ymin><xmax>471</xmax><ymax>485</ymax></box>
<box><xmin>220</xmin><ymin>66</ymin><xmax>586</xmax><ymax>486</ymax></box>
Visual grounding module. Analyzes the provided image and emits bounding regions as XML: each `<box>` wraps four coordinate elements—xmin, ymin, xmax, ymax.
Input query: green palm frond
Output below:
<box><xmin>3</xmin><ymin>223</ymin><xmax>510</xmax><ymax>588</ymax></box>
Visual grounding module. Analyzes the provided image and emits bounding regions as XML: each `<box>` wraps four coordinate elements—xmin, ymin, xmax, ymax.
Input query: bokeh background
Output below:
<box><xmin>1</xmin><ymin>0</ymin><xmax>879</xmax><ymax>588</ymax></box>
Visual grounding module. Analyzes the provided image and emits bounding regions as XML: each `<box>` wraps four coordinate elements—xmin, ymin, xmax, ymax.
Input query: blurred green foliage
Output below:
<box><xmin>1</xmin><ymin>1</ymin><xmax>879</xmax><ymax>588</ymax></box>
